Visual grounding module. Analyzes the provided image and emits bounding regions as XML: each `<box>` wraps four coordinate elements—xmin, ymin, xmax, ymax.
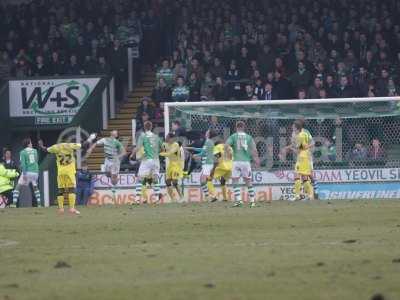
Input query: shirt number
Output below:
<box><xmin>237</xmin><ymin>136</ymin><xmax>248</xmax><ymax>151</ymax></box>
<box><xmin>28</xmin><ymin>153</ymin><xmax>36</xmax><ymax>164</ymax></box>
<box><xmin>60</xmin><ymin>154</ymin><xmax>72</xmax><ymax>166</ymax></box>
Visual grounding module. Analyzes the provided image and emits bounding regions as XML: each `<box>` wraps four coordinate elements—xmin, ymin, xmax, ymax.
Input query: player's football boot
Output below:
<box><xmin>69</xmin><ymin>208</ymin><xmax>81</xmax><ymax>215</ymax></box>
<box><xmin>233</xmin><ymin>201</ymin><xmax>243</xmax><ymax>207</ymax></box>
<box><xmin>290</xmin><ymin>195</ymin><xmax>302</xmax><ymax>202</ymax></box>
<box><xmin>249</xmin><ymin>201</ymin><xmax>256</xmax><ymax>208</ymax></box>
<box><xmin>57</xmin><ymin>208</ymin><xmax>65</xmax><ymax>214</ymax></box>
<box><xmin>210</xmin><ymin>197</ymin><xmax>218</xmax><ymax>203</ymax></box>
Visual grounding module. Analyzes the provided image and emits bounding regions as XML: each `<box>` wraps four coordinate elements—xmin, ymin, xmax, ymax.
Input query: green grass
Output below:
<box><xmin>1</xmin><ymin>201</ymin><xmax>400</xmax><ymax>300</ymax></box>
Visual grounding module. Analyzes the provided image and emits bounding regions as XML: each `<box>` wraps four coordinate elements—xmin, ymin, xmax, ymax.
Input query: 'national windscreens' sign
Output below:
<box><xmin>9</xmin><ymin>78</ymin><xmax>100</xmax><ymax>125</ymax></box>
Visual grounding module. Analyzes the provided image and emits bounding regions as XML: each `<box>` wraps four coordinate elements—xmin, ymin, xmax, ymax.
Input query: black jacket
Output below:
<box><xmin>261</xmin><ymin>89</ymin><xmax>279</xmax><ymax>100</ymax></box>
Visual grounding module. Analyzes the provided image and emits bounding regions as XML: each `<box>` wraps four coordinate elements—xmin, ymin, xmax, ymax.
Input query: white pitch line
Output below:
<box><xmin>0</xmin><ymin>239</ymin><xmax>19</xmax><ymax>248</ymax></box>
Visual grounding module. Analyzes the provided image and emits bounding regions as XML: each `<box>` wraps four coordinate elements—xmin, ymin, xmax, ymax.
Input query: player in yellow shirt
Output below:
<box><xmin>159</xmin><ymin>133</ymin><xmax>184</xmax><ymax>202</ymax></box>
<box><xmin>47</xmin><ymin>142</ymin><xmax>82</xmax><ymax>214</ymax></box>
<box><xmin>293</xmin><ymin>120</ymin><xmax>314</xmax><ymax>201</ymax></box>
<box><xmin>210</xmin><ymin>142</ymin><xmax>233</xmax><ymax>202</ymax></box>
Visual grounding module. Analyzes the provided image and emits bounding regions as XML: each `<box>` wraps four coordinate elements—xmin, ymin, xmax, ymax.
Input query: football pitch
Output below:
<box><xmin>1</xmin><ymin>201</ymin><xmax>400</xmax><ymax>300</ymax></box>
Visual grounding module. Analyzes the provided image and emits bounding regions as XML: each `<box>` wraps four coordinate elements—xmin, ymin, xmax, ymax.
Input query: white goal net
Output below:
<box><xmin>164</xmin><ymin>97</ymin><xmax>400</xmax><ymax>171</ymax></box>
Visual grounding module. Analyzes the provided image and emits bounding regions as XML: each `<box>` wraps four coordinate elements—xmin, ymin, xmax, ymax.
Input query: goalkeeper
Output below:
<box><xmin>301</xmin><ymin>121</ymin><xmax>319</xmax><ymax>200</ymax></box>
<box><xmin>282</xmin><ymin>119</ymin><xmax>318</xmax><ymax>200</ymax></box>
<box><xmin>293</xmin><ymin>120</ymin><xmax>314</xmax><ymax>201</ymax></box>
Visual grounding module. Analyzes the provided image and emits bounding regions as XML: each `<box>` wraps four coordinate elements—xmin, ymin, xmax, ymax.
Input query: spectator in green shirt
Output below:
<box><xmin>172</xmin><ymin>76</ymin><xmax>190</xmax><ymax>102</ymax></box>
<box><xmin>156</xmin><ymin>59</ymin><xmax>174</xmax><ymax>86</ymax></box>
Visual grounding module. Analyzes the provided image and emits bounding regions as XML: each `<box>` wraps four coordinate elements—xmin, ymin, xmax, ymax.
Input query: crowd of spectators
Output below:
<box><xmin>0</xmin><ymin>0</ymin><xmax>177</xmax><ymax>103</ymax></box>
<box><xmin>152</xmin><ymin>0</ymin><xmax>400</xmax><ymax>105</ymax></box>
<box><xmin>147</xmin><ymin>0</ymin><xmax>400</xmax><ymax>165</ymax></box>
<box><xmin>3</xmin><ymin>0</ymin><xmax>400</xmax><ymax>103</ymax></box>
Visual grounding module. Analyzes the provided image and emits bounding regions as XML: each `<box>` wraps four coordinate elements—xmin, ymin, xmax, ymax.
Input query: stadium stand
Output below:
<box><xmin>1</xmin><ymin>0</ymin><xmax>400</xmax><ymax>169</ymax></box>
<box><xmin>154</xmin><ymin>0</ymin><xmax>400</xmax><ymax>101</ymax></box>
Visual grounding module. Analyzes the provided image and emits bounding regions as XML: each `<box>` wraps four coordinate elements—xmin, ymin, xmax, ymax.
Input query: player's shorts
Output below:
<box><xmin>201</xmin><ymin>164</ymin><xmax>214</xmax><ymax>177</ymax></box>
<box><xmin>166</xmin><ymin>162</ymin><xmax>183</xmax><ymax>180</ymax></box>
<box><xmin>138</xmin><ymin>159</ymin><xmax>160</xmax><ymax>178</ymax></box>
<box><xmin>213</xmin><ymin>164</ymin><xmax>232</xmax><ymax>180</ymax></box>
<box><xmin>18</xmin><ymin>172</ymin><xmax>39</xmax><ymax>186</ymax></box>
<box><xmin>57</xmin><ymin>173</ymin><xmax>76</xmax><ymax>189</ymax></box>
<box><xmin>295</xmin><ymin>153</ymin><xmax>312</xmax><ymax>176</ymax></box>
<box><xmin>232</xmin><ymin>161</ymin><xmax>252</xmax><ymax>179</ymax></box>
<box><xmin>104</xmin><ymin>158</ymin><xmax>120</xmax><ymax>175</ymax></box>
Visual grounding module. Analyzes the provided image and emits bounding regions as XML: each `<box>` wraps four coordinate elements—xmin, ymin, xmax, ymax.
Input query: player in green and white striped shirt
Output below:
<box><xmin>226</xmin><ymin>121</ymin><xmax>260</xmax><ymax>207</ymax></box>
<box><xmin>13</xmin><ymin>138</ymin><xmax>41</xmax><ymax>207</ymax></box>
<box><xmin>135</xmin><ymin>121</ymin><xmax>163</xmax><ymax>203</ymax></box>
<box><xmin>91</xmin><ymin>130</ymin><xmax>125</xmax><ymax>196</ymax></box>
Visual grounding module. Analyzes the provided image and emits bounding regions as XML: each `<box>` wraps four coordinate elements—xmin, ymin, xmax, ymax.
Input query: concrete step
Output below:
<box><xmin>120</xmin><ymin>103</ymin><xmax>138</xmax><ymax>108</ymax></box>
<box><xmin>141</xmin><ymin>82</ymin><xmax>155</xmax><ymax>87</ymax></box>
<box><xmin>115</xmin><ymin>112</ymin><xmax>135</xmax><ymax>119</ymax></box>
<box><xmin>86</xmin><ymin>70</ymin><xmax>155</xmax><ymax>170</ymax></box>
<box><xmin>134</xmin><ymin>87</ymin><xmax>154</xmax><ymax>92</ymax></box>
<box><xmin>109</xmin><ymin>119</ymin><xmax>134</xmax><ymax>125</ymax></box>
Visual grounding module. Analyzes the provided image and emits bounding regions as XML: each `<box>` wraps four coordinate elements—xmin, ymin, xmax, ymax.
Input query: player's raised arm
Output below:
<box><xmin>82</xmin><ymin>133</ymin><xmax>98</xmax><ymax>150</ymax></box>
<box><xmin>68</xmin><ymin>143</ymin><xmax>82</xmax><ymax>150</ymax></box>
<box><xmin>47</xmin><ymin>144</ymin><xmax>60</xmax><ymax>154</ymax></box>
<box><xmin>86</xmin><ymin>135</ymin><xmax>104</xmax><ymax>155</ymax></box>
